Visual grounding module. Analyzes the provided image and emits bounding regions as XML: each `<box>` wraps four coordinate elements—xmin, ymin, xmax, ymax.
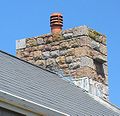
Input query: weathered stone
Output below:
<box><xmin>52</xmin><ymin>33</ymin><xmax>64</xmax><ymax>42</ymax></box>
<box><xmin>26</xmin><ymin>57</ymin><xmax>33</xmax><ymax>61</ymax></box>
<box><xmin>104</xmin><ymin>75</ymin><xmax>108</xmax><ymax>85</ymax></box>
<box><xmin>51</xmin><ymin>41</ymin><xmax>60</xmax><ymax>46</ymax></box>
<box><xmin>25</xmin><ymin>47</ymin><xmax>32</xmax><ymax>52</ymax></box>
<box><xmin>56</xmin><ymin>56</ymin><xmax>65</xmax><ymax>64</ymax></box>
<box><xmin>59</xmin><ymin>64</ymin><xmax>68</xmax><ymax>69</ymax></box>
<box><xmin>74</xmin><ymin>46</ymin><xmax>91</xmax><ymax>58</ymax></box>
<box><xmin>23</xmin><ymin>51</ymin><xmax>30</xmax><ymax>57</ymax></box>
<box><xmin>35</xmin><ymin>60</ymin><xmax>45</xmax><ymax>66</ymax></box>
<box><xmin>76</xmin><ymin>67</ymin><xmax>97</xmax><ymax>78</ymax></box>
<box><xmin>16</xmin><ymin>39</ymin><xmax>26</xmax><ymax>50</ymax></box>
<box><xmin>50</xmin><ymin>50</ymin><xmax>59</xmax><ymax>58</ymax></box>
<box><xmin>37</xmin><ymin>37</ymin><xmax>44</xmax><ymax>45</ymax></box>
<box><xmin>103</xmin><ymin>85</ymin><xmax>109</xmax><ymax>95</ymax></box>
<box><xmin>29</xmin><ymin>52</ymin><xmax>34</xmax><ymax>57</ymax></box>
<box><xmin>44</xmin><ymin>44</ymin><xmax>51</xmax><ymax>51</ymax></box>
<box><xmin>65</xmin><ymin>56</ymin><xmax>73</xmax><ymax>63</ymax></box>
<box><xmin>95</xmin><ymin>75</ymin><xmax>104</xmax><ymax>82</ymax></box>
<box><xmin>22</xmin><ymin>57</ymin><xmax>27</xmax><ymax>61</ymax></box>
<box><xmin>28</xmin><ymin>60</ymin><xmax>35</xmax><ymax>64</ymax></box>
<box><xmin>103</xmin><ymin>64</ymin><xmax>108</xmax><ymax>75</ymax></box>
<box><xmin>33</xmin><ymin>51</ymin><xmax>42</xmax><ymax>60</ymax></box>
<box><xmin>42</xmin><ymin>51</ymin><xmax>50</xmax><ymax>59</ymax></box>
<box><xmin>103</xmin><ymin>62</ymin><xmax>108</xmax><ymax>66</ymax></box>
<box><xmin>17</xmin><ymin>49</ymin><xmax>24</xmax><ymax>52</ymax></box>
<box><xmin>69</xmin><ymin>62</ymin><xmax>80</xmax><ymax>69</ymax></box>
<box><xmin>59</xmin><ymin>50</ymin><xmax>68</xmax><ymax>56</ymax></box>
<box><xmin>70</xmin><ymin>70</ymin><xmax>77</xmax><ymax>77</ymax></box>
<box><xmin>46</xmin><ymin>58</ymin><xmax>56</xmax><ymax>67</ymax></box>
<box><xmin>79</xmin><ymin>36</ymin><xmax>91</xmax><ymax>47</ymax></box>
<box><xmin>73</xmin><ymin>26</ymin><xmax>89</xmax><ymax>37</ymax></box>
<box><xmin>16</xmin><ymin>51</ymin><xmax>24</xmax><ymax>58</ymax></box>
<box><xmin>26</xmin><ymin>38</ymin><xmax>37</xmax><ymax>47</ymax></box>
<box><xmin>89</xmin><ymin>29</ymin><xmax>106</xmax><ymax>45</ymax></box>
<box><xmin>63</xmin><ymin>68</ymin><xmax>70</xmax><ymax>75</ymax></box>
<box><xmin>31</xmin><ymin>46</ymin><xmax>38</xmax><ymax>52</ymax></box>
<box><xmin>99</xmin><ymin>35</ymin><xmax>106</xmax><ymax>45</ymax></box>
<box><xmin>73</xmin><ymin>58</ymin><xmax>80</xmax><ymax>62</ymax></box>
<box><xmin>69</xmin><ymin>39</ymin><xmax>79</xmax><ymax>48</ymax></box>
<box><xmin>79</xmin><ymin>56</ymin><xmax>95</xmax><ymax>69</ymax></box>
<box><xmin>91</xmin><ymin>40</ymin><xmax>100</xmax><ymax>51</ymax></box>
<box><xmin>88</xmin><ymin>29</ymin><xmax>102</xmax><ymax>43</ymax></box>
<box><xmin>37</xmin><ymin>45</ymin><xmax>45</xmax><ymax>51</ymax></box>
<box><xmin>60</xmin><ymin>41</ymin><xmax>69</xmax><ymax>50</ymax></box>
<box><xmin>100</xmin><ymin>43</ymin><xmax>107</xmax><ymax>55</ymax></box>
<box><xmin>66</xmin><ymin>48</ymin><xmax>75</xmax><ymax>56</ymax></box>
<box><xmin>51</xmin><ymin>45</ymin><xmax>59</xmax><ymax>51</ymax></box>
<box><xmin>45</xmin><ymin>36</ymin><xmax>53</xmax><ymax>43</ymax></box>
<box><xmin>63</xmin><ymin>33</ymin><xmax>73</xmax><ymax>39</ymax></box>
<box><xmin>93</xmin><ymin>52</ymin><xmax>107</xmax><ymax>63</ymax></box>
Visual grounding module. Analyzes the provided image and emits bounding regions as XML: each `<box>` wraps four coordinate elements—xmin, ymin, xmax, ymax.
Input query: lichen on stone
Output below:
<box><xmin>52</xmin><ymin>33</ymin><xmax>64</xmax><ymax>42</ymax></box>
<box><xmin>88</xmin><ymin>28</ymin><xmax>106</xmax><ymax>44</ymax></box>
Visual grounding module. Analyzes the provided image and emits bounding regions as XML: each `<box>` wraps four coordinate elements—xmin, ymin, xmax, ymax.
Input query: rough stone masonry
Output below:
<box><xmin>16</xmin><ymin>26</ymin><xmax>108</xmax><ymax>100</ymax></box>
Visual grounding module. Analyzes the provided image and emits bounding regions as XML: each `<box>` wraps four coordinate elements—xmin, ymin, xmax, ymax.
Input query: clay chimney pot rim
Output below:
<box><xmin>50</xmin><ymin>13</ymin><xmax>63</xmax><ymax>16</ymax></box>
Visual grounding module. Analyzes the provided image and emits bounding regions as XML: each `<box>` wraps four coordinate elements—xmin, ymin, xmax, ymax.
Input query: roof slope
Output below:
<box><xmin>0</xmin><ymin>50</ymin><xmax>120</xmax><ymax>116</ymax></box>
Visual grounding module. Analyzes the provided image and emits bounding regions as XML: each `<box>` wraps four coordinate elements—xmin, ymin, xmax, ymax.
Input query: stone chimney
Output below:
<box><xmin>50</xmin><ymin>13</ymin><xmax>63</xmax><ymax>34</ymax></box>
<box><xmin>16</xmin><ymin>13</ymin><xmax>108</xmax><ymax>100</ymax></box>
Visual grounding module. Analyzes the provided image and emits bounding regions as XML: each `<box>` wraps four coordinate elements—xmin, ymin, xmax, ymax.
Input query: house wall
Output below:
<box><xmin>0</xmin><ymin>101</ymin><xmax>44</xmax><ymax>116</ymax></box>
<box><xmin>0</xmin><ymin>107</ymin><xmax>25</xmax><ymax>116</ymax></box>
<box><xmin>16</xmin><ymin>26</ymin><xmax>108</xmax><ymax>100</ymax></box>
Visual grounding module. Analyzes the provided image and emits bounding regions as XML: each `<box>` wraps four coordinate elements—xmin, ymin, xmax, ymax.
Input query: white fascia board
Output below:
<box><xmin>0</xmin><ymin>90</ymin><xmax>70</xmax><ymax>116</ymax></box>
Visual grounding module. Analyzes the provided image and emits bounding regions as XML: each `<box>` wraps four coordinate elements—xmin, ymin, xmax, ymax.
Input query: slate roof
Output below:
<box><xmin>0</xmin><ymin>50</ymin><xmax>120</xmax><ymax>116</ymax></box>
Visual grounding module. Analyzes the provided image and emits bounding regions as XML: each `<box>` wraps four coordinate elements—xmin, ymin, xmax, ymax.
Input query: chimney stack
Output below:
<box><xmin>50</xmin><ymin>13</ymin><xmax>63</xmax><ymax>34</ymax></box>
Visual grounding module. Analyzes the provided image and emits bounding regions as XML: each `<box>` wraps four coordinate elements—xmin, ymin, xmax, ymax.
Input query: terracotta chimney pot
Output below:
<box><xmin>50</xmin><ymin>13</ymin><xmax>63</xmax><ymax>34</ymax></box>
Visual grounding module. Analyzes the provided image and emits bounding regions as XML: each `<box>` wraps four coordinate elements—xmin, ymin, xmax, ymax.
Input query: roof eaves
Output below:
<box><xmin>0</xmin><ymin>90</ymin><xmax>70</xmax><ymax>116</ymax></box>
<box><xmin>88</xmin><ymin>93</ymin><xmax>120</xmax><ymax>114</ymax></box>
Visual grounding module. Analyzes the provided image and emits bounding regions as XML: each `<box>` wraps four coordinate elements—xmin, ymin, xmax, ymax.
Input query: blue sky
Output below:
<box><xmin>0</xmin><ymin>0</ymin><xmax>120</xmax><ymax>107</ymax></box>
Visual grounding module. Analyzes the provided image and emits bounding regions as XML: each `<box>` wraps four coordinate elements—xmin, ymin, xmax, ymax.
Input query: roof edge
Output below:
<box><xmin>88</xmin><ymin>93</ymin><xmax>120</xmax><ymax>114</ymax></box>
<box><xmin>0</xmin><ymin>90</ymin><xmax>70</xmax><ymax>116</ymax></box>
